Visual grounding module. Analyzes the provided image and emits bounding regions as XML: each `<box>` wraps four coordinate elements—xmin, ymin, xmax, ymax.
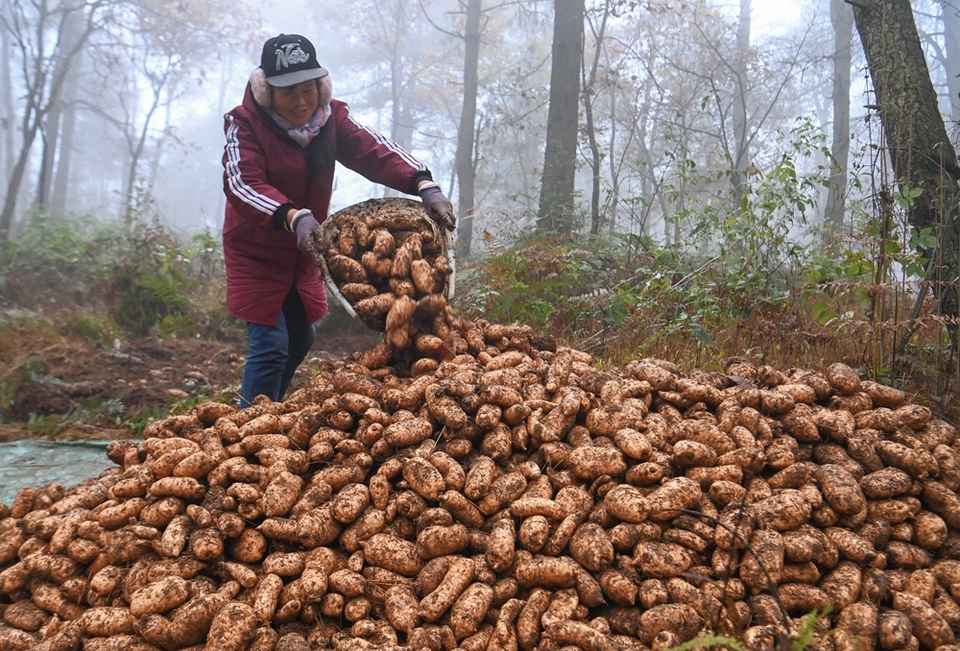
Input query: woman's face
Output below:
<box><xmin>272</xmin><ymin>80</ymin><xmax>319</xmax><ymax>126</ymax></box>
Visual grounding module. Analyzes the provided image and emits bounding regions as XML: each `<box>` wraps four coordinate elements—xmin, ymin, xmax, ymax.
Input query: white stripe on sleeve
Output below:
<box><xmin>346</xmin><ymin>113</ymin><xmax>428</xmax><ymax>172</ymax></box>
<box><xmin>224</xmin><ymin>115</ymin><xmax>282</xmax><ymax>215</ymax></box>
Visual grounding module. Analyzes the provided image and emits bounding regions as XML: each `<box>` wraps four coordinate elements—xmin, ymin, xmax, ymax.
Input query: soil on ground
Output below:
<box><xmin>0</xmin><ymin>320</ymin><xmax>382</xmax><ymax>442</ymax></box>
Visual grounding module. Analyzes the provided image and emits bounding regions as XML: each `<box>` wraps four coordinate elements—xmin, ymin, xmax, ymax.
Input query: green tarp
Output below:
<box><xmin>0</xmin><ymin>440</ymin><xmax>117</xmax><ymax>506</ymax></box>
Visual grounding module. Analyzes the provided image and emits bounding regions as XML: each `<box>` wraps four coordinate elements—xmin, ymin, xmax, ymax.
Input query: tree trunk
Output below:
<box><xmin>124</xmin><ymin>91</ymin><xmax>164</xmax><ymax>218</ymax></box>
<box><xmin>384</xmin><ymin>57</ymin><xmax>409</xmax><ymax>199</ymax></box>
<box><xmin>36</xmin><ymin>107</ymin><xmax>62</xmax><ymax>211</ymax></box>
<box><xmin>0</xmin><ymin>124</ymin><xmax>38</xmax><ymax>238</ymax></box>
<box><xmin>852</xmin><ymin>0</ymin><xmax>960</xmax><ymax>325</ymax></box>
<box><xmin>605</xmin><ymin>52</ymin><xmax>619</xmax><ymax>233</ymax></box>
<box><xmin>34</xmin><ymin>5</ymin><xmax>83</xmax><ymax>213</ymax></box>
<box><xmin>0</xmin><ymin>7</ymin><xmax>14</xmax><ymax>188</ymax></box>
<box><xmin>454</xmin><ymin>0</ymin><xmax>481</xmax><ymax>259</ymax></box>
<box><xmin>124</xmin><ymin>59</ymin><xmax>181</xmax><ymax>218</ymax></box>
<box><xmin>583</xmin><ymin>0</ymin><xmax>610</xmax><ymax>235</ymax></box>
<box><xmin>50</xmin><ymin>75</ymin><xmax>79</xmax><ymax>216</ymax></box>
<box><xmin>536</xmin><ymin>0</ymin><xmax>585</xmax><ymax>235</ymax></box>
<box><xmin>0</xmin><ymin>1</ymin><xmax>96</xmax><ymax>240</ymax></box>
<box><xmin>50</xmin><ymin>13</ymin><xmax>85</xmax><ymax>217</ymax></box>
<box><xmin>147</xmin><ymin>101</ymin><xmax>173</xmax><ymax>193</ymax></box>
<box><xmin>730</xmin><ymin>0</ymin><xmax>751</xmax><ymax>194</ymax></box>
<box><xmin>824</xmin><ymin>0</ymin><xmax>854</xmax><ymax>239</ymax></box>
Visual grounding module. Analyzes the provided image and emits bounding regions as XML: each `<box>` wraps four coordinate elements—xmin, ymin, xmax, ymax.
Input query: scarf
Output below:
<box><xmin>271</xmin><ymin>104</ymin><xmax>331</xmax><ymax>148</ymax></box>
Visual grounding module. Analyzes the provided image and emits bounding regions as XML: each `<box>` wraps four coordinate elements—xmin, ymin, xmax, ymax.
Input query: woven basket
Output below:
<box><xmin>317</xmin><ymin>197</ymin><xmax>456</xmax><ymax>330</ymax></box>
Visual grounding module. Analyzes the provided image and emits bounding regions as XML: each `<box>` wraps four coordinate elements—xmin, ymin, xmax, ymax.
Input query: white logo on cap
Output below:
<box><xmin>275</xmin><ymin>43</ymin><xmax>310</xmax><ymax>71</ymax></box>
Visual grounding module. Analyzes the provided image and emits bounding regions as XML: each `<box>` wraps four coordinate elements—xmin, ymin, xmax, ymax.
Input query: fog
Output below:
<box><xmin>1</xmin><ymin>0</ymin><xmax>957</xmax><ymax>246</ymax></box>
<box><xmin>158</xmin><ymin>0</ymin><xmax>416</xmax><ymax>234</ymax></box>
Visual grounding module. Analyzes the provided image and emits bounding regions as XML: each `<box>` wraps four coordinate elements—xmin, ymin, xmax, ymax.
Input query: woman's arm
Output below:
<box><xmin>223</xmin><ymin>110</ymin><xmax>295</xmax><ymax>230</ymax></box>
<box><xmin>332</xmin><ymin>101</ymin><xmax>433</xmax><ymax>196</ymax></box>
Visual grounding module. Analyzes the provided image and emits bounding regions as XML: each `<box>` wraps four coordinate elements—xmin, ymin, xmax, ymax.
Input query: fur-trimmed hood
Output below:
<box><xmin>249</xmin><ymin>66</ymin><xmax>333</xmax><ymax>110</ymax></box>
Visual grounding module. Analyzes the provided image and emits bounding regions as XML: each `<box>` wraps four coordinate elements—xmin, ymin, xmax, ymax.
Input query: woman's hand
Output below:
<box><xmin>289</xmin><ymin>209</ymin><xmax>327</xmax><ymax>269</ymax></box>
<box><xmin>417</xmin><ymin>182</ymin><xmax>456</xmax><ymax>231</ymax></box>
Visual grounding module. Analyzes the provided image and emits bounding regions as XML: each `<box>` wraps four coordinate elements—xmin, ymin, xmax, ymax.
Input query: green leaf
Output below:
<box><xmin>665</xmin><ymin>633</ymin><xmax>745</xmax><ymax>651</ymax></box>
<box><xmin>842</xmin><ymin>259</ymin><xmax>863</xmax><ymax>277</ymax></box>
<box><xmin>812</xmin><ymin>300</ymin><xmax>837</xmax><ymax>324</ymax></box>
<box><xmin>915</xmin><ymin>227</ymin><xmax>938</xmax><ymax>250</ymax></box>
<box><xmin>792</xmin><ymin>604</ymin><xmax>833</xmax><ymax>651</ymax></box>
<box><xmin>905</xmin><ymin>262</ymin><xmax>927</xmax><ymax>278</ymax></box>
<box><xmin>689</xmin><ymin>324</ymin><xmax>719</xmax><ymax>350</ymax></box>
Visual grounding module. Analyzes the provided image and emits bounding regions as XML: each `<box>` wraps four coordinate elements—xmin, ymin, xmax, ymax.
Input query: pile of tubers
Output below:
<box><xmin>319</xmin><ymin>198</ymin><xmax>459</xmax><ymax>364</ymax></box>
<box><xmin>5</xmin><ymin>201</ymin><xmax>960</xmax><ymax>651</ymax></box>
<box><xmin>3</xmin><ymin>325</ymin><xmax>960</xmax><ymax>651</ymax></box>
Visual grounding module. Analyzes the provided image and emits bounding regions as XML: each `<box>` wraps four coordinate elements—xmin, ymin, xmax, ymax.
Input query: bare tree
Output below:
<box><xmin>824</xmin><ymin>0</ymin><xmax>854</xmax><ymax>238</ymax></box>
<box><xmin>537</xmin><ymin>0</ymin><xmax>585</xmax><ymax>235</ymax></box>
<box><xmin>291</xmin><ymin>0</ymin><xmax>840</xmax><ymax>253</ymax></box>
<box><xmin>465</xmin><ymin>5</ymin><xmax>552</xmax><ymax>220</ymax></box>
<box><xmin>48</xmin><ymin>47</ymin><xmax>81</xmax><ymax>215</ymax></box>
<box><xmin>943</xmin><ymin>1</ymin><xmax>960</xmax><ymax>126</ymax></box>
<box><xmin>0</xmin><ymin>0</ymin><xmax>17</xmax><ymax>189</ymax></box>
<box><xmin>330</xmin><ymin>0</ymin><xmax>453</xmax><ymax>202</ymax></box>
<box><xmin>582</xmin><ymin>0</ymin><xmax>612</xmax><ymax>234</ymax></box>
<box><xmin>731</xmin><ymin>0</ymin><xmax>751</xmax><ymax>191</ymax></box>
<box><xmin>119</xmin><ymin>62</ymin><xmax>178</xmax><ymax>218</ymax></box>
<box><xmin>35</xmin><ymin>7</ymin><xmax>83</xmax><ymax>212</ymax></box>
<box><xmin>0</xmin><ymin>0</ymin><xmax>108</xmax><ymax>239</ymax></box>
<box><xmin>454</xmin><ymin>0</ymin><xmax>481</xmax><ymax>258</ymax></box>
<box><xmin>112</xmin><ymin>2</ymin><xmax>256</xmax><ymax>218</ymax></box>
<box><xmin>914</xmin><ymin>0</ymin><xmax>960</xmax><ymax>127</ymax></box>
<box><xmin>592</xmin><ymin>3</ymin><xmax>808</xmax><ymax>247</ymax></box>
<box><xmin>378</xmin><ymin>0</ymin><xmax>416</xmax><ymax>156</ymax></box>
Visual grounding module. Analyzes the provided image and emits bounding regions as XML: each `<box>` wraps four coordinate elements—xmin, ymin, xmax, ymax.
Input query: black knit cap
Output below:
<box><xmin>260</xmin><ymin>34</ymin><xmax>328</xmax><ymax>87</ymax></box>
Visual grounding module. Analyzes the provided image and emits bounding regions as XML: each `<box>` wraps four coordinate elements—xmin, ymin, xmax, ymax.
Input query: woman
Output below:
<box><xmin>222</xmin><ymin>33</ymin><xmax>455</xmax><ymax>407</ymax></box>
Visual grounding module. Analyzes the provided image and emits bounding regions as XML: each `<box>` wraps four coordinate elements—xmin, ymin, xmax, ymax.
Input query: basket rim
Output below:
<box><xmin>319</xmin><ymin>198</ymin><xmax>456</xmax><ymax>329</ymax></box>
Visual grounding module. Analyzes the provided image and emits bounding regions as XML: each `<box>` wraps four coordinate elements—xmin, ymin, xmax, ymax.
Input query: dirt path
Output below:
<box><xmin>1</xmin><ymin>323</ymin><xmax>381</xmax><ymax>442</ymax></box>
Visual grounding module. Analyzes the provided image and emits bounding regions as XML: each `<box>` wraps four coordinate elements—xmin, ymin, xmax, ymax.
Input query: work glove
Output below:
<box><xmin>418</xmin><ymin>182</ymin><xmax>456</xmax><ymax>231</ymax></box>
<box><xmin>290</xmin><ymin>208</ymin><xmax>327</xmax><ymax>267</ymax></box>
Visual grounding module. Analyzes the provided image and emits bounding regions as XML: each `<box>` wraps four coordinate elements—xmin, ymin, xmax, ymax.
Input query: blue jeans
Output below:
<box><xmin>240</xmin><ymin>288</ymin><xmax>315</xmax><ymax>407</ymax></box>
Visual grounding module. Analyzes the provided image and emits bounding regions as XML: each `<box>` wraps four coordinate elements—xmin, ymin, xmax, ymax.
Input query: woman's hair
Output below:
<box><xmin>249</xmin><ymin>68</ymin><xmax>336</xmax><ymax>177</ymax></box>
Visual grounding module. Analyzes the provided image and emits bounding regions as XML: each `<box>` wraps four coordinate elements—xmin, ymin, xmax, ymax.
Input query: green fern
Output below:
<box><xmin>665</xmin><ymin>633</ymin><xmax>746</xmax><ymax>651</ymax></box>
<box><xmin>792</xmin><ymin>605</ymin><xmax>832</xmax><ymax>651</ymax></box>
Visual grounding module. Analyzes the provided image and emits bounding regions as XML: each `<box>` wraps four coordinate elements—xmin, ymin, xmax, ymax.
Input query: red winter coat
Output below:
<box><xmin>222</xmin><ymin>84</ymin><xmax>430</xmax><ymax>326</ymax></box>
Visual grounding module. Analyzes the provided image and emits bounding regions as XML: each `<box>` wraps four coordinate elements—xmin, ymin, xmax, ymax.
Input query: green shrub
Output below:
<box><xmin>1</xmin><ymin>210</ymin><xmax>233</xmax><ymax>340</ymax></box>
<box><xmin>67</xmin><ymin>314</ymin><xmax>120</xmax><ymax>346</ymax></box>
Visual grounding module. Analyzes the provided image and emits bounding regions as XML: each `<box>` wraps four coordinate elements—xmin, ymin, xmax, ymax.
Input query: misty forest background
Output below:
<box><xmin>3</xmin><ymin>0</ymin><xmax>960</xmax><ymax>430</ymax></box>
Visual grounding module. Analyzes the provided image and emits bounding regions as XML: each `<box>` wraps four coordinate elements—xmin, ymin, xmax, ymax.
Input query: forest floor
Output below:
<box><xmin>0</xmin><ymin>320</ymin><xmax>382</xmax><ymax>442</ymax></box>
